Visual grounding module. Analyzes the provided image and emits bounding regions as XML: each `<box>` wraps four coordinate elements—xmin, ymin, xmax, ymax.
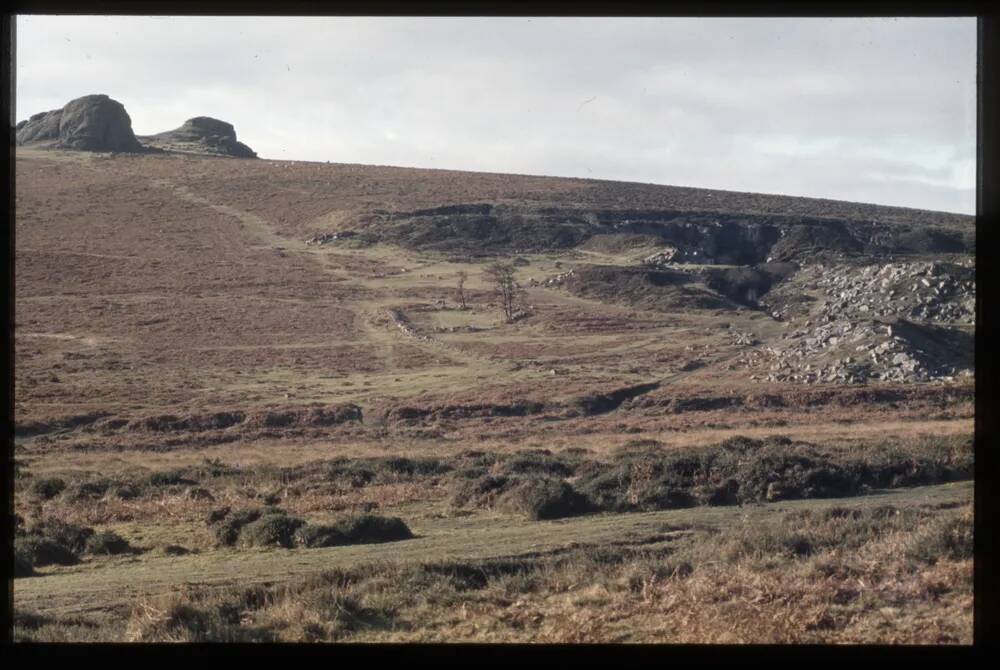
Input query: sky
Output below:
<box><xmin>15</xmin><ymin>16</ymin><xmax>977</xmax><ymax>214</ymax></box>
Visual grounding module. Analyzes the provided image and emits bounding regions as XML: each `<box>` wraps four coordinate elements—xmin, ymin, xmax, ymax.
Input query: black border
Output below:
<box><xmin>3</xmin><ymin>0</ymin><xmax>997</xmax><ymax>658</ymax></box>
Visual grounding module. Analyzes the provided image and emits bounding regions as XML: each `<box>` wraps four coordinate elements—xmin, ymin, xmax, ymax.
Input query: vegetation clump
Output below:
<box><xmin>15</xmin><ymin>549</ymin><xmax>36</xmax><ymax>577</ymax></box>
<box><xmin>27</xmin><ymin>519</ymin><xmax>95</xmax><ymax>554</ymax></box>
<box><xmin>497</xmin><ymin>477</ymin><xmax>592</xmax><ymax>520</ymax></box>
<box><xmin>16</xmin><ymin>536</ymin><xmax>79</xmax><ymax>567</ymax></box>
<box><xmin>239</xmin><ymin>513</ymin><xmax>306</xmax><ymax>549</ymax></box>
<box><xmin>85</xmin><ymin>531</ymin><xmax>133</xmax><ymax>555</ymax></box>
<box><xmin>31</xmin><ymin>477</ymin><xmax>67</xmax><ymax>500</ymax></box>
<box><xmin>296</xmin><ymin>515</ymin><xmax>413</xmax><ymax>548</ymax></box>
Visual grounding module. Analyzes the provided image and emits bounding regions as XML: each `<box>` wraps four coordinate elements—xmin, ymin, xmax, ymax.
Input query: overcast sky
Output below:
<box><xmin>16</xmin><ymin>16</ymin><xmax>976</xmax><ymax>214</ymax></box>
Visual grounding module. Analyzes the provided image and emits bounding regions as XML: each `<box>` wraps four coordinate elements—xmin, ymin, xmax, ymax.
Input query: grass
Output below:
<box><xmin>12</xmin><ymin>148</ymin><xmax>976</xmax><ymax>644</ymax></box>
<box><xmin>14</xmin><ymin>486</ymin><xmax>972</xmax><ymax>643</ymax></box>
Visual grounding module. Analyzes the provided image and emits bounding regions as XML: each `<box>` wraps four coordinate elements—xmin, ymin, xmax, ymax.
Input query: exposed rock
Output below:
<box><xmin>16</xmin><ymin>94</ymin><xmax>145</xmax><ymax>153</ymax></box>
<box><xmin>17</xmin><ymin>96</ymin><xmax>257</xmax><ymax>158</ymax></box>
<box><xmin>138</xmin><ymin>116</ymin><xmax>257</xmax><ymax>158</ymax></box>
<box><xmin>744</xmin><ymin>260</ymin><xmax>975</xmax><ymax>384</ymax></box>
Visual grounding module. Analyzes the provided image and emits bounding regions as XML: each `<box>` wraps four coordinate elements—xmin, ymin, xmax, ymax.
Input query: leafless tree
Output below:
<box><xmin>456</xmin><ymin>270</ymin><xmax>468</xmax><ymax>310</ymax></box>
<box><xmin>484</xmin><ymin>261</ymin><xmax>522</xmax><ymax>323</ymax></box>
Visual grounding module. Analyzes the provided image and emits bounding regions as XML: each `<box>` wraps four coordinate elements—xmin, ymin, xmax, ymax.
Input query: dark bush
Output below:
<box><xmin>367</xmin><ymin>456</ymin><xmax>452</xmax><ymax>478</ymax></box>
<box><xmin>500</xmin><ymin>452</ymin><xmax>575</xmax><ymax>478</ymax></box>
<box><xmin>295</xmin><ymin>524</ymin><xmax>348</xmax><ymax>548</ymax></box>
<box><xmin>85</xmin><ymin>531</ymin><xmax>133</xmax><ymax>555</ymax></box>
<box><xmin>14</xmin><ymin>549</ymin><xmax>36</xmax><ymax>577</ymax></box>
<box><xmin>213</xmin><ymin>508</ymin><xmax>267</xmax><ymax>546</ymax></box>
<box><xmin>238</xmin><ymin>513</ymin><xmax>306</xmax><ymax>549</ymax></box>
<box><xmin>450</xmin><ymin>474</ymin><xmax>511</xmax><ymax>508</ymax></box>
<box><xmin>63</xmin><ymin>479</ymin><xmax>112</xmax><ymax>501</ymax></box>
<box><xmin>27</xmin><ymin>519</ymin><xmax>94</xmax><ymax>554</ymax></box>
<box><xmin>576</xmin><ymin>469</ymin><xmax>628</xmax><ymax>511</ymax></box>
<box><xmin>695</xmin><ymin>479</ymin><xmax>740</xmax><ymax>506</ymax></box>
<box><xmin>296</xmin><ymin>515</ymin><xmax>411</xmax><ymax>548</ymax></box>
<box><xmin>31</xmin><ymin>477</ymin><xmax>67</xmax><ymax>500</ymax></box>
<box><xmin>322</xmin><ymin>460</ymin><xmax>376</xmax><ymax>488</ymax></box>
<box><xmin>16</xmin><ymin>536</ymin><xmax>78</xmax><ymax>567</ymax></box>
<box><xmin>206</xmin><ymin>506</ymin><xmax>232</xmax><ymax>525</ymax></box>
<box><xmin>497</xmin><ymin>477</ymin><xmax>592</xmax><ymax>520</ymax></box>
<box><xmin>112</xmin><ymin>483</ymin><xmax>144</xmax><ymax>500</ymax></box>
<box><xmin>148</xmin><ymin>470</ymin><xmax>197</xmax><ymax>487</ymax></box>
<box><xmin>163</xmin><ymin>544</ymin><xmax>191</xmax><ymax>556</ymax></box>
<box><xmin>634</xmin><ymin>477</ymin><xmax>697</xmax><ymax>510</ymax></box>
<box><xmin>331</xmin><ymin>514</ymin><xmax>413</xmax><ymax>544</ymax></box>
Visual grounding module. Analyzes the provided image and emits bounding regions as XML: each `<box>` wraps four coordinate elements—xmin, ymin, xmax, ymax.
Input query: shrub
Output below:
<box><xmin>16</xmin><ymin>536</ymin><xmax>78</xmax><ymax>567</ymax></box>
<box><xmin>450</xmin><ymin>474</ymin><xmax>511</xmax><ymax>508</ymax></box>
<box><xmin>500</xmin><ymin>452</ymin><xmax>575</xmax><ymax>478</ymax></box>
<box><xmin>148</xmin><ymin>470</ymin><xmax>196</xmax><ymax>487</ymax></box>
<box><xmin>85</xmin><ymin>531</ymin><xmax>133</xmax><ymax>555</ymax></box>
<box><xmin>15</xmin><ymin>549</ymin><xmax>36</xmax><ymax>577</ymax></box>
<box><xmin>497</xmin><ymin>477</ymin><xmax>591</xmax><ymax>520</ymax></box>
<box><xmin>63</xmin><ymin>479</ymin><xmax>112</xmax><ymax>501</ymax></box>
<box><xmin>367</xmin><ymin>456</ymin><xmax>452</xmax><ymax>479</ymax></box>
<box><xmin>112</xmin><ymin>483</ymin><xmax>144</xmax><ymax>500</ymax></box>
<box><xmin>213</xmin><ymin>508</ymin><xmax>267</xmax><ymax>546</ymax></box>
<box><xmin>338</xmin><ymin>514</ymin><xmax>413</xmax><ymax>544</ymax></box>
<box><xmin>238</xmin><ymin>513</ymin><xmax>306</xmax><ymax>549</ymax></box>
<box><xmin>163</xmin><ymin>545</ymin><xmax>191</xmax><ymax>556</ymax></box>
<box><xmin>206</xmin><ymin>506</ymin><xmax>231</xmax><ymax>525</ymax></box>
<box><xmin>28</xmin><ymin>519</ymin><xmax>94</xmax><ymax>554</ymax></box>
<box><xmin>31</xmin><ymin>477</ymin><xmax>67</xmax><ymax>500</ymax></box>
<box><xmin>298</xmin><ymin>514</ymin><xmax>413</xmax><ymax>547</ymax></box>
<box><xmin>185</xmin><ymin>487</ymin><xmax>215</xmax><ymax>502</ymax></box>
<box><xmin>576</xmin><ymin>470</ymin><xmax>628</xmax><ymax>512</ymax></box>
<box><xmin>295</xmin><ymin>524</ymin><xmax>348</xmax><ymax>548</ymax></box>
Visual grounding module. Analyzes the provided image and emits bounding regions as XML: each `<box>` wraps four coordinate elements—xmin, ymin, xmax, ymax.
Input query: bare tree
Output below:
<box><xmin>484</xmin><ymin>262</ymin><xmax>522</xmax><ymax>323</ymax></box>
<box><xmin>456</xmin><ymin>270</ymin><xmax>468</xmax><ymax>310</ymax></box>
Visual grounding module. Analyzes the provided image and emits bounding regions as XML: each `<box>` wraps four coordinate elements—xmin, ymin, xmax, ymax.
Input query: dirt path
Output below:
<box><xmin>14</xmin><ymin>481</ymin><xmax>972</xmax><ymax>618</ymax></box>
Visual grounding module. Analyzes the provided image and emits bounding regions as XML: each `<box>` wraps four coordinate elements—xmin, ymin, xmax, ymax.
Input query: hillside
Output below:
<box><xmin>13</xmin><ymin>146</ymin><xmax>975</xmax><ymax>643</ymax></box>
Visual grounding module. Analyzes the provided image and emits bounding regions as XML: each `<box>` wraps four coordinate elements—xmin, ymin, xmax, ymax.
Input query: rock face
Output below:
<box><xmin>16</xmin><ymin>94</ymin><xmax>145</xmax><ymax>153</ymax></box>
<box><xmin>138</xmin><ymin>117</ymin><xmax>258</xmax><ymax>158</ymax></box>
<box><xmin>16</xmin><ymin>96</ymin><xmax>257</xmax><ymax>158</ymax></box>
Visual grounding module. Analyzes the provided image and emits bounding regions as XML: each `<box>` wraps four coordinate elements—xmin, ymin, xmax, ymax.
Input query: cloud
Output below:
<box><xmin>15</xmin><ymin>16</ymin><xmax>976</xmax><ymax>213</ymax></box>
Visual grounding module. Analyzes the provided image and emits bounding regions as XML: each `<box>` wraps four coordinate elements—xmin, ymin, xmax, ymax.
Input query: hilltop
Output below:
<box><xmin>16</xmin><ymin>94</ymin><xmax>257</xmax><ymax>158</ymax></box>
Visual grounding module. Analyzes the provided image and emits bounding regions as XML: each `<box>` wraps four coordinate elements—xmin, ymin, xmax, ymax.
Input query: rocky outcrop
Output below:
<box><xmin>15</xmin><ymin>94</ymin><xmax>145</xmax><ymax>152</ymax></box>
<box><xmin>17</xmin><ymin>96</ymin><xmax>257</xmax><ymax>158</ymax></box>
<box><xmin>138</xmin><ymin>116</ymin><xmax>257</xmax><ymax>158</ymax></box>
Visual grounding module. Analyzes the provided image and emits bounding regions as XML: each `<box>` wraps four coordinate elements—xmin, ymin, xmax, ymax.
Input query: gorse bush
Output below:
<box><xmin>295</xmin><ymin>515</ymin><xmax>413</xmax><ymax>548</ymax></box>
<box><xmin>497</xmin><ymin>477</ymin><xmax>592</xmax><ymax>520</ymax></box>
<box><xmin>239</xmin><ymin>514</ymin><xmax>306</xmax><ymax>549</ymax></box>
<box><xmin>31</xmin><ymin>477</ymin><xmax>67</xmax><ymax>500</ymax></box>
<box><xmin>27</xmin><ymin>519</ymin><xmax>94</xmax><ymax>554</ymax></box>
<box><xmin>85</xmin><ymin>531</ymin><xmax>133</xmax><ymax>556</ymax></box>
<box><xmin>16</xmin><ymin>536</ymin><xmax>79</xmax><ymax>567</ymax></box>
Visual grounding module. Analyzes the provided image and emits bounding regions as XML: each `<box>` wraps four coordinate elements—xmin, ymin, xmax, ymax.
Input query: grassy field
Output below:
<box><xmin>13</xmin><ymin>147</ymin><xmax>975</xmax><ymax>643</ymax></box>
